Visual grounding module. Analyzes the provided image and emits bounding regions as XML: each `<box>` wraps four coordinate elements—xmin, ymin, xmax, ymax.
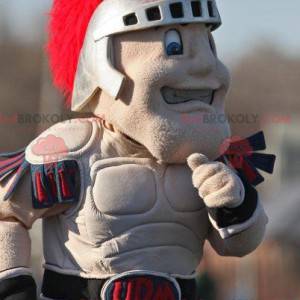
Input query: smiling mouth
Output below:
<box><xmin>161</xmin><ymin>87</ymin><xmax>215</xmax><ymax>105</ymax></box>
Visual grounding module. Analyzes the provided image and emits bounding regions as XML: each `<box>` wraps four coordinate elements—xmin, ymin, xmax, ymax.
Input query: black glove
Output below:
<box><xmin>208</xmin><ymin>174</ymin><xmax>258</xmax><ymax>228</ymax></box>
<box><xmin>0</xmin><ymin>275</ymin><xmax>37</xmax><ymax>300</ymax></box>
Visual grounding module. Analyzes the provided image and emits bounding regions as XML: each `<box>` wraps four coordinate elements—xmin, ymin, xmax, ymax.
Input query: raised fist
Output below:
<box><xmin>187</xmin><ymin>153</ymin><xmax>245</xmax><ymax>209</ymax></box>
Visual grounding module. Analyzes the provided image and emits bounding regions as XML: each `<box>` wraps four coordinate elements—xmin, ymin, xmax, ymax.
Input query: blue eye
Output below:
<box><xmin>165</xmin><ymin>30</ymin><xmax>183</xmax><ymax>56</ymax></box>
<box><xmin>166</xmin><ymin>42</ymin><xmax>182</xmax><ymax>56</ymax></box>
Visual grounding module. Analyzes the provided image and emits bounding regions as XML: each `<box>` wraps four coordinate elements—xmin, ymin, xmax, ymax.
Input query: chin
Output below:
<box><xmin>141</xmin><ymin>114</ymin><xmax>231</xmax><ymax>164</ymax></box>
<box><xmin>101</xmin><ymin>91</ymin><xmax>231</xmax><ymax>164</ymax></box>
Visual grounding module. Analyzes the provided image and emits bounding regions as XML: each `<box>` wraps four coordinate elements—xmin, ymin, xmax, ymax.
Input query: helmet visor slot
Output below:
<box><xmin>191</xmin><ymin>1</ymin><xmax>202</xmax><ymax>17</ymax></box>
<box><xmin>207</xmin><ymin>1</ymin><xmax>215</xmax><ymax>18</ymax></box>
<box><xmin>146</xmin><ymin>6</ymin><xmax>162</xmax><ymax>21</ymax></box>
<box><xmin>123</xmin><ymin>13</ymin><xmax>138</xmax><ymax>26</ymax></box>
<box><xmin>169</xmin><ymin>2</ymin><xmax>184</xmax><ymax>18</ymax></box>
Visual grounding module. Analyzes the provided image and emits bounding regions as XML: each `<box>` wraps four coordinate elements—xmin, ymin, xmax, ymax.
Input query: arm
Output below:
<box><xmin>207</xmin><ymin>177</ymin><xmax>268</xmax><ymax>257</ymax></box>
<box><xmin>208</xmin><ymin>206</ymin><xmax>267</xmax><ymax>257</ymax></box>
<box><xmin>187</xmin><ymin>153</ymin><xmax>268</xmax><ymax>258</ymax></box>
<box><xmin>0</xmin><ymin>119</ymin><xmax>90</xmax><ymax>299</ymax></box>
<box><xmin>0</xmin><ymin>173</ymin><xmax>70</xmax><ymax>300</ymax></box>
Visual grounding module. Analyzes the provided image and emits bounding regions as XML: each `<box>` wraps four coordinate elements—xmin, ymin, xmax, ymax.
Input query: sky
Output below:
<box><xmin>0</xmin><ymin>0</ymin><xmax>299</xmax><ymax>63</ymax></box>
<box><xmin>215</xmin><ymin>0</ymin><xmax>300</xmax><ymax>62</ymax></box>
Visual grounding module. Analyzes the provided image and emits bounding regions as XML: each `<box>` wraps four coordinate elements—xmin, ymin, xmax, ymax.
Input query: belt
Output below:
<box><xmin>41</xmin><ymin>269</ymin><xmax>196</xmax><ymax>300</ymax></box>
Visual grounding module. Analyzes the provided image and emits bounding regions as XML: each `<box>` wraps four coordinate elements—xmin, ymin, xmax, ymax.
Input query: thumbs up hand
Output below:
<box><xmin>187</xmin><ymin>153</ymin><xmax>245</xmax><ymax>209</ymax></box>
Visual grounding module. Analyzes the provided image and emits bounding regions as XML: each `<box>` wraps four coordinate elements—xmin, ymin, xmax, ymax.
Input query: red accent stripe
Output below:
<box><xmin>134</xmin><ymin>278</ymin><xmax>153</xmax><ymax>300</ymax></box>
<box><xmin>48</xmin><ymin>172</ymin><xmax>58</xmax><ymax>197</ymax></box>
<box><xmin>0</xmin><ymin>153</ymin><xmax>24</xmax><ymax>169</ymax></box>
<box><xmin>35</xmin><ymin>172</ymin><xmax>47</xmax><ymax>203</ymax></box>
<box><xmin>163</xmin><ymin>283</ymin><xmax>177</xmax><ymax>300</ymax></box>
<box><xmin>0</xmin><ymin>157</ymin><xmax>24</xmax><ymax>176</ymax></box>
<box><xmin>58</xmin><ymin>170</ymin><xmax>72</xmax><ymax>198</ymax></box>
<box><xmin>125</xmin><ymin>280</ymin><xmax>134</xmax><ymax>300</ymax></box>
<box><xmin>153</xmin><ymin>282</ymin><xmax>176</xmax><ymax>300</ymax></box>
<box><xmin>112</xmin><ymin>281</ymin><xmax>122</xmax><ymax>300</ymax></box>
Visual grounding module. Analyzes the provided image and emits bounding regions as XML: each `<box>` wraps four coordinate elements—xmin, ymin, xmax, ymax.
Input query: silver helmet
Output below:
<box><xmin>72</xmin><ymin>0</ymin><xmax>222</xmax><ymax>112</ymax></box>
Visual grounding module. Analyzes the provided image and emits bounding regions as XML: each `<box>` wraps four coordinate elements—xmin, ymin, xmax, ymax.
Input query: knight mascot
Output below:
<box><xmin>0</xmin><ymin>0</ymin><xmax>275</xmax><ymax>299</ymax></box>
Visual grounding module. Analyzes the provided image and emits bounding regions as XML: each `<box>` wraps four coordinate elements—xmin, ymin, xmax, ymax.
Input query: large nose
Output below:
<box><xmin>186</xmin><ymin>34</ymin><xmax>217</xmax><ymax>77</ymax></box>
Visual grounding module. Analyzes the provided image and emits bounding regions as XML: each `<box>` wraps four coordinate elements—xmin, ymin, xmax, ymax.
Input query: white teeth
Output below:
<box><xmin>161</xmin><ymin>87</ymin><xmax>214</xmax><ymax>105</ymax></box>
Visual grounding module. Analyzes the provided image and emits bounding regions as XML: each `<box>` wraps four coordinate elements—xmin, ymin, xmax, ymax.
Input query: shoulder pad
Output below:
<box><xmin>0</xmin><ymin>148</ymin><xmax>80</xmax><ymax>209</ymax></box>
<box><xmin>25</xmin><ymin>118</ymin><xmax>101</xmax><ymax>165</ymax></box>
<box><xmin>0</xmin><ymin>117</ymin><xmax>98</xmax><ymax>208</ymax></box>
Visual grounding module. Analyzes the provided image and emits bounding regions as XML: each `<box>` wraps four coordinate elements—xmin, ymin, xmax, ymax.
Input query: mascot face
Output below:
<box><xmin>92</xmin><ymin>23</ymin><xmax>231</xmax><ymax>163</ymax></box>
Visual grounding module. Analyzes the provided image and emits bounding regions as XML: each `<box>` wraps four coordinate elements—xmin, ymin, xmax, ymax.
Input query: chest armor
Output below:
<box><xmin>30</xmin><ymin>118</ymin><xmax>210</xmax><ymax>278</ymax></box>
<box><xmin>44</xmin><ymin>156</ymin><xmax>209</xmax><ymax>278</ymax></box>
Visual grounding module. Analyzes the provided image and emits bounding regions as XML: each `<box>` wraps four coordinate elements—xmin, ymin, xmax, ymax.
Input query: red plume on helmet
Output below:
<box><xmin>47</xmin><ymin>0</ymin><xmax>102</xmax><ymax>105</ymax></box>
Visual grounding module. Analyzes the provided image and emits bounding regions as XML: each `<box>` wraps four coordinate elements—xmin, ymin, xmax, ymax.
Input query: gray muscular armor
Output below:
<box><xmin>0</xmin><ymin>118</ymin><xmax>267</xmax><ymax>283</ymax></box>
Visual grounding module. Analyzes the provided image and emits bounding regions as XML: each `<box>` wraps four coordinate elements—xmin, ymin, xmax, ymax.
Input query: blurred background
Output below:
<box><xmin>0</xmin><ymin>0</ymin><xmax>299</xmax><ymax>299</ymax></box>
